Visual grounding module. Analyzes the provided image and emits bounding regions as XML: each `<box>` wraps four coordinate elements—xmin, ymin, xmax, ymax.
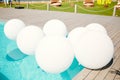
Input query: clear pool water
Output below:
<box><xmin>0</xmin><ymin>22</ymin><xmax>84</xmax><ymax>80</ymax></box>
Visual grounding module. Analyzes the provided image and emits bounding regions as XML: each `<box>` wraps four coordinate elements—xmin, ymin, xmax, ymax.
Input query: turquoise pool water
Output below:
<box><xmin>0</xmin><ymin>22</ymin><xmax>84</xmax><ymax>80</ymax></box>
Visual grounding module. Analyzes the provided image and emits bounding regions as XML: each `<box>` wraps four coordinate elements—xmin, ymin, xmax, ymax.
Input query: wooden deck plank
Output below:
<box><xmin>114</xmin><ymin>74</ymin><xmax>120</xmax><ymax>80</ymax></box>
<box><xmin>84</xmin><ymin>70</ymin><xmax>100</xmax><ymax>80</ymax></box>
<box><xmin>73</xmin><ymin>69</ymin><xmax>91</xmax><ymax>80</ymax></box>
<box><xmin>104</xmin><ymin>54</ymin><xmax>120</xmax><ymax>80</ymax></box>
<box><xmin>112</xmin><ymin>32</ymin><xmax>120</xmax><ymax>53</ymax></box>
<box><xmin>108</xmin><ymin>28</ymin><xmax>119</xmax><ymax>37</ymax></box>
<box><xmin>112</xmin><ymin>32</ymin><xmax>120</xmax><ymax>45</ymax></box>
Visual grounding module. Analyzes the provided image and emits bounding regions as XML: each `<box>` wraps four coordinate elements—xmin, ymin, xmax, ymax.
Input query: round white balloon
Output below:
<box><xmin>35</xmin><ymin>36</ymin><xmax>74</xmax><ymax>73</ymax></box>
<box><xmin>75</xmin><ymin>31</ymin><xmax>114</xmax><ymax>69</ymax></box>
<box><xmin>86</xmin><ymin>23</ymin><xmax>107</xmax><ymax>34</ymax></box>
<box><xmin>68</xmin><ymin>27</ymin><xmax>87</xmax><ymax>47</ymax></box>
<box><xmin>4</xmin><ymin>19</ymin><xmax>25</xmax><ymax>40</ymax></box>
<box><xmin>43</xmin><ymin>19</ymin><xmax>67</xmax><ymax>37</ymax></box>
<box><xmin>17</xmin><ymin>25</ymin><xmax>44</xmax><ymax>55</ymax></box>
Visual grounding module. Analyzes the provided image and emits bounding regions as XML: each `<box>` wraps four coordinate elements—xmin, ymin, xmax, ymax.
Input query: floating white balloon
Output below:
<box><xmin>68</xmin><ymin>27</ymin><xmax>87</xmax><ymax>47</ymax></box>
<box><xmin>4</xmin><ymin>19</ymin><xmax>25</xmax><ymax>40</ymax></box>
<box><xmin>86</xmin><ymin>23</ymin><xmax>107</xmax><ymax>34</ymax></box>
<box><xmin>35</xmin><ymin>36</ymin><xmax>74</xmax><ymax>73</ymax></box>
<box><xmin>4</xmin><ymin>18</ymin><xmax>114</xmax><ymax>71</ymax></box>
<box><xmin>75</xmin><ymin>31</ymin><xmax>114</xmax><ymax>69</ymax></box>
<box><xmin>43</xmin><ymin>19</ymin><xmax>67</xmax><ymax>37</ymax></box>
<box><xmin>17</xmin><ymin>25</ymin><xmax>44</xmax><ymax>55</ymax></box>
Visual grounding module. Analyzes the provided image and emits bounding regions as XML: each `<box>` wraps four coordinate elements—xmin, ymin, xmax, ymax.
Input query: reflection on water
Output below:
<box><xmin>6</xmin><ymin>48</ymin><xmax>27</xmax><ymax>61</ymax></box>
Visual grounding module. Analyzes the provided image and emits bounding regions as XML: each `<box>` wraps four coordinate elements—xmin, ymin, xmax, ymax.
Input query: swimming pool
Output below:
<box><xmin>0</xmin><ymin>22</ymin><xmax>84</xmax><ymax>80</ymax></box>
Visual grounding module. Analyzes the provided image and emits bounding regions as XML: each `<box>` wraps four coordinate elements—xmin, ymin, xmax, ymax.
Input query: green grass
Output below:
<box><xmin>0</xmin><ymin>1</ymin><xmax>120</xmax><ymax>16</ymax></box>
<box><xmin>76</xmin><ymin>2</ymin><xmax>120</xmax><ymax>16</ymax></box>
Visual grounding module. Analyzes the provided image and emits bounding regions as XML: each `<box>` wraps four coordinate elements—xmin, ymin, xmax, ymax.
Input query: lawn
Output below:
<box><xmin>0</xmin><ymin>1</ymin><xmax>120</xmax><ymax>16</ymax></box>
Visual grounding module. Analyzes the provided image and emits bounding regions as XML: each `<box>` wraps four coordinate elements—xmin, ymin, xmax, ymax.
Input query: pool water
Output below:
<box><xmin>0</xmin><ymin>22</ymin><xmax>84</xmax><ymax>80</ymax></box>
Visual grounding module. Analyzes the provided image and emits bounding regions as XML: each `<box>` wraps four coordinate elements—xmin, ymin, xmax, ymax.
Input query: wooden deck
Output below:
<box><xmin>0</xmin><ymin>8</ymin><xmax>120</xmax><ymax>80</ymax></box>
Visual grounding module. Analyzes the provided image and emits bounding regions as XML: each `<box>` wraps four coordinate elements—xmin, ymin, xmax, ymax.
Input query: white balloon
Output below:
<box><xmin>43</xmin><ymin>19</ymin><xmax>67</xmax><ymax>37</ymax></box>
<box><xmin>86</xmin><ymin>23</ymin><xmax>107</xmax><ymax>34</ymax></box>
<box><xmin>17</xmin><ymin>25</ymin><xmax>44</xmax><ymax>55</ymax></box>
<box><xmin>35</xmin><ymin>36</ymin><xmax>74</xmax><ymax>73</ymax></box>
<box><xmin>4</xmin><ymin>19</ymin><xmax>25</xmax><ymax>40</ymax></box>
<box><xmin>75</xmin><ymin>31</ymin><xmax>114</xmax><ymax>69</ymax></box>
<box><xmin>68</xmin><ymin>27</ymin><xmax>87</xmax><ymax>47</ymax></box>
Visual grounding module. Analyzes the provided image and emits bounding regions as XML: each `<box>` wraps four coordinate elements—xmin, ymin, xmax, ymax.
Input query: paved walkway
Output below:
<box><xmin>0</xmin><ymin>8</ymin><xmax>120</xmax><ymax>32</ymax></box>
<box><xmin>0</xmin><ymin>8</ymin><xmax>120</xmax><ymax>80</ymax></box>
